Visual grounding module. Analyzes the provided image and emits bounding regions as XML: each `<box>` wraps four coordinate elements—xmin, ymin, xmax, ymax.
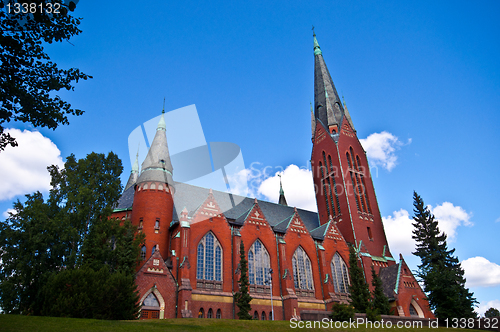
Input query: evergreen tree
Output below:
<box><xmin>370</xmin><ymin>265</ymin><xmax>391</xmax><ymax>315</ymax></box>
<box><xmin>485</xmin><ymin>307</ymin><xmax>500</xmax><ymax>318</ymax></box>
<box><xmin>233</xmin><ymin>240</ymin><xmax>252</xmax><ymax>319</ymax></box>
<box><xmin>0</xmin><ymin>152</ymin><xmax>143</xmax><ymax>318</ymax></box>
<box><xmin>411</xmin><ymin>191</ymin><xmax>476</xmax><ymax>319</ymax></box>
<box><xmin>348</xmin><ymin>245</ymin><xmax>370</xmax><ymax>313</ymax></box>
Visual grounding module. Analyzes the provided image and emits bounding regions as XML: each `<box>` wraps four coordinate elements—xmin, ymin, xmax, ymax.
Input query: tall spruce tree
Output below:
<box><xmin>233</xmin><ymin>240</ymin><xmax>252</xmax><ymax>319</ymax></box>
<box><xmin>412</xmin><ymin>191</ymin><xmax>476</xmax><ymax>319</ymax></box>
<box><xmin>370</xmin><ymin>265</ymin><xmax>391</xmax><ymax>315</ymax></box>
<box><xmin>348</xmin><ymin>245</ymin><xmax>370</xmax><ymax>313</ymax></box>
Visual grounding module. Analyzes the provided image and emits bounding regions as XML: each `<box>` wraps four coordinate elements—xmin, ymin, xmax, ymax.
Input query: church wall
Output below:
<box><xmin>238</xmin><ymin>203</ymin><xmax>283</xmax><ymax>319</ymax></box>
<box><xmin>321</xmin><ymin>225</ymin><xmax>351</xmax><ymax>309</ymax></box>
<box><xmin>282</xmin><ymin>213</ymin><xmax>325</xmax><ymax>314</ymax></box>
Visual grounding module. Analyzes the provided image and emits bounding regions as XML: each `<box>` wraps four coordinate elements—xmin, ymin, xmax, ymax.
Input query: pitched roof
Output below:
<box><xmin>378</xmin><ymin>263</ymin><xmax>400</xmax><ymax>300</ymax></box>
<box><xmin>137</xmin><ymin>112</ymin><xmax>174</xmax><ymax>186</ymax></box>
<box><xmin>313</xmin><ymin>32</ymin><xmax>354</xmax><ymax>131</ymax></box>
<box><xmin>114</xmin><ymin>181</ymin><xmax>322</xmax><ymax>233</ymax></box>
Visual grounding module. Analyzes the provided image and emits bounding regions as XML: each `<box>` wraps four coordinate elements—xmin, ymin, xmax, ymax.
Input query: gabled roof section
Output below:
<box><xmin>137</xmin><ymin>111</ymin><xmax>174</xmax><ymax>187</ymax></box>
<box><xmin>310</xmin><ymin>219</ymin><xmax>346</xmax><ymax>242</ymax></box>
<box><xmin>309</xmin><ymin>221</ymin><xmax>329</xmax><ymax>240</ymax></box>
<box><xmin>115</xmin><ymin>180</ymin><xmax>321</xmax><ymax>231</ymax></box>
<box><xmin>137</xmin><ymin>246</ymin><xmax>169</xmax><ymax>276</ymax></box>
<box><xmin>273</xmin><ymin>208</ymin><xmax>312</xmax><ymax>237</ymax></box>
<box><xmin>235</xmin><ymin>199</ymin><xmax>271</xmax><ymax>229</ymax></box>
<box><xmin>190</xmin><ymin>189</ymin><xmax>225</xmax><ymax>222</ymax></box>
<box><xmin>273</xmin><ymin>214</ymin><xmax>294</xmax><ymax>234</ymax></box>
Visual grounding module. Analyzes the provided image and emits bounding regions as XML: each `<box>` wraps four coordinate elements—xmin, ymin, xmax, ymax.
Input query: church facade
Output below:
<box><xmin>112</xmin><ymin>33</ymin><xmax>433</xmax><ymax>320</ymax></box>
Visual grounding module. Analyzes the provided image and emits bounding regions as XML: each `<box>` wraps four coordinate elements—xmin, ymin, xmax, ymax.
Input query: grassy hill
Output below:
<box><xmin>0</xmin><ymin>314</ymin><xmax>478</xmax><ymax>331</ymax></box>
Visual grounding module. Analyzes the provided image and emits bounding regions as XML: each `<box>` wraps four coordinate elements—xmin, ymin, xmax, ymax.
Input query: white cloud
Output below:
<box><xmin>462</xmin><ymin>257</ymin><xmax>500</xmax><ymax>288</ymax></box>
<box><xmin>383</xmin><ymin>202</ymin><xmax>472</xmax><ymax>255</ymax></box>
<box><xmin>2</xmin><ymin>208</ymin><xmax>16</xmax><ymax>219</ymax></box>
<box><xmin>477</xmin><ymin>299</ymin><xmax>500</xmax><ymax>317</ymax></box>
<box><xmin>258</xmin><ymin>165</ymin><xmax>317</xmax><ymax>212</ymax></box>
<box><xmin>429</xmin><ymin>202</ymin><xmax>473</xmax><ymax>242</ymax></box>
<box><xmin>0</xmin><ymin>129</ymin><xmax>63</xmax><ymax>201</ymax></box>
<box><xmin>496</xmin><ymin>217</ymin><xmax>500</xmax><ymax>223</ymax></box>
<box><xmin>382</xmin><ymin>209</ymin><xmax>415</xmax><ymax>256</ymax></box>
<box><xmin>359</xmin><ymin>131</ymin><xmax>406</xmax><ymax>171</ymax></box>
<box><xmin>227</xmin><ymin>168</ymin><xmax>253</xmax><ymax>197</ymax></box>
<box><xmin>228</xmin><ymin>163</ymin><xmax>317</xmax><ymax>212</ymax></box>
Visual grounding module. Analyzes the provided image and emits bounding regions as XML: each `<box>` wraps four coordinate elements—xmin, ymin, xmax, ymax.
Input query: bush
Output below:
<box><xmin>366</xmin><ymin>306</ymin><xmax>381</xmax><ymax>322</ymax></box>
<box><xmin>485</xmin><ymin>307</ymin><xmax>500</xmax><ymax>318</ymax></box>
<box><xmin>329</xmin><ymin>303</ymin><xmax>355</xmax><ymax>321</ymax></box>
<box><xmin>40</xmin><ymin>266</ymin><xmax>140</xmax><ymax>320</ymax></box>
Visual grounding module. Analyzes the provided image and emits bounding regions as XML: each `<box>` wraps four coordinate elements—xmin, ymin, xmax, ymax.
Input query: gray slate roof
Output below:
<box><xmin>115</xmin><ymin>181</ymin><xmax>324</xmax><ymax>238</ymax></box>
<box><xmin>378</xmin><ymin>263</ymin><xmax>400</xmax><ymax>300</ymax></box>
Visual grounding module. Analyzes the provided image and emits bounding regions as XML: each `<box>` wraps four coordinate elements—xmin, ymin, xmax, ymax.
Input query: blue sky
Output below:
<box><xmin>1</xmin><ymin>0</ymin><xmax>499</xmax><ymax>315</ymax></box>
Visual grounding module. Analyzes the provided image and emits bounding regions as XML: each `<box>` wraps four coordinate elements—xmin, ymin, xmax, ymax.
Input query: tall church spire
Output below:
<box><xmin>137</xmin><ymin>109</ymin><xmax>174</xmax><ymax>187</ymax></box>
<box><xmin>313</xmin><ymin>31</ymin><xmax>346</xmax><ymax>133</ymax></box>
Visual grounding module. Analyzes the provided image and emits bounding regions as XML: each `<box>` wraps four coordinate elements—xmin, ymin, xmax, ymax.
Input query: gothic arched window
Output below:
<box><xmin>196</xmin><ymin>232</ymin><xmax>222</xmax><ymax>281</ymax></box>
<box><xmin>292</xmin><ymin>246</ymin><xmax>314</xmax><ymax>290</ymax></box>
<box><xmin>248</xmin><ymin>240</ymin><xmax>270</xmax><ymax>285</ymax></box>
<box><xmin>143</xmin><ymin>293</ymin><xmax>160</xmax><ymax>307</ymax></box>
<box><xmin>140</xmin><ymin>245</ymin><xmax>146</xmax><ymax>260</ymax></box>
<box><xmin>331</xmin><ymin>252</ymin><xmax>350</xmax><ymax>293</ymax></box>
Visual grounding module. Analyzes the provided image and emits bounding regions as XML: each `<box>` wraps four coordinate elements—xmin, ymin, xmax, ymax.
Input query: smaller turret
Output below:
<box><xmin>124</xmin><ymin>150</ymin><xmax>140</xmax><ymax>191</ymax></box>
<box><xmin>278</xmin><ymin>174</ymin><xmax>288</xmax><ymax>206</ymax></box>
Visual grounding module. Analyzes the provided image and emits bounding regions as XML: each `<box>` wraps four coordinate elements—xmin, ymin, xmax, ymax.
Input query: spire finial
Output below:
<box><xmin>132</xmin><ymin>144</ymin><xmax>140</xmax><ymax>173</ymax></box>
<box><xmin>157</xmin><ymin>99</ymin><xmax>167</xmax><ymax>131</ymax></box>
<box><xmin>313</xmin><ymin>28</ymin><xmax>322</xmax><ymax>55</ymax></box>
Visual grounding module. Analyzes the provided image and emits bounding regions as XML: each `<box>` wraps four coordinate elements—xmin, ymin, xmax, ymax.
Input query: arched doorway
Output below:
<box><xmin>139</xmin><ymin>288</ymin><xmax>165</xmax><ymax>319</ymax></box>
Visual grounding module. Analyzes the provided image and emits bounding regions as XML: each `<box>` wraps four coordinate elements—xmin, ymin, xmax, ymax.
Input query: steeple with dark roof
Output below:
<box><xmin>313</xmin><ymin>31</ymin><xmax>354</xmax><ymax>132</ymax></box>
<box><xmin>137</xmin><ymin>109</ymin><xmax>174</xmax><ymax>187</ymax></box>
<box><xmin>124</xmin><ymin>150</ymin><xmax>140</xmax><ymax>191</ymax></box>
<box><xmin>278</xmin><ymin>174</ymin><xmax>287</xmax><ymax>206</ymax></box>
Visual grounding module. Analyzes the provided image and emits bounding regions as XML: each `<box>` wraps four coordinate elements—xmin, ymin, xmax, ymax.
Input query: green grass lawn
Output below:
<box><xmin>0</xmin><ymin>314</ymin><xmax>480</xmax><ymax>332</ymax></box>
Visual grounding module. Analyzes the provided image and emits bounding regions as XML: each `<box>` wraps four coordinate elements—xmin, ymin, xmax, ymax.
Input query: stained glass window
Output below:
<box><xmin>248</xmin><ymin>240</ymin><xmax>270</xmax><ymax>285</ymax></box>
<box><xmin>331</xmin><ymin>252</ymin><xmax>350</xmax><ymax>293</ymax></box>
<box><xmin>292</xmin><ymin>246</ymin><xmax>314</xmax><ymax>290</ymax></box>
<box><xmin>143</xmin><ymin>293</ymin><xmax>159</xmax><ymax>307</ymax></box>
<box><xmin>196</xmin><ymin>232</ymin><xmax>223</xmax><ymax>281</ymax></box>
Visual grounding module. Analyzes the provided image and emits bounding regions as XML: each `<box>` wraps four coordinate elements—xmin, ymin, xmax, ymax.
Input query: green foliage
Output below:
<box><xmin>40</xmin><ymin>266</ymin><xmax>140</xmax><ymax>320</ymax></box>
<box><xmin>485</xmin><ymin>307</ymin><xmax>500</xmax><ymax>318</ymax></box>
<box><xmin>233</xmin><ymin>241</ymin><xmax>253</xmax><ymax>320</ymax></box>
<box><xmin>329</xmin><ymin>303</ymin><xmax>355</xmax><ymax>321</ymax></box>
<box><xmin>366</xmin><ymin>306</ymin><xmax>381</xmax><ymax>322</ymax></box>
<box><xmin>0</xmin><ymin>152</ymin><xmax>142</xmax><ymax>319</ymax></box>
<box><xmin>348</xmin><ymin>245</ymin><xmax>370</xmax><ymax>313</ymax></box>
<box><xmin>80</xmin><ymin>218</ymin><xmax>144</xmax><ymax>275</ymax></box>
<box><xmin>411</xmin><ymin>191</ymin><xmax>477</xmax><ymax>319</ymax></box>
<box><xmin>0</xmin><ymin>0</ymin><xmax>91</xmax><ymax>151</ymax></box>
<box><xmin>370</xmin><ymin>265</ymin><xmax>391</xmax><ymax>316</ymax></box>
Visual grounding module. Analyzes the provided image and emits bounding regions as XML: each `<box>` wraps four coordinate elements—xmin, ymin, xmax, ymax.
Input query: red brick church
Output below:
<box><xmin>111</xmin><ymin>33</ymin><xmax>434</xmax><ymax>320</ymax></box>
